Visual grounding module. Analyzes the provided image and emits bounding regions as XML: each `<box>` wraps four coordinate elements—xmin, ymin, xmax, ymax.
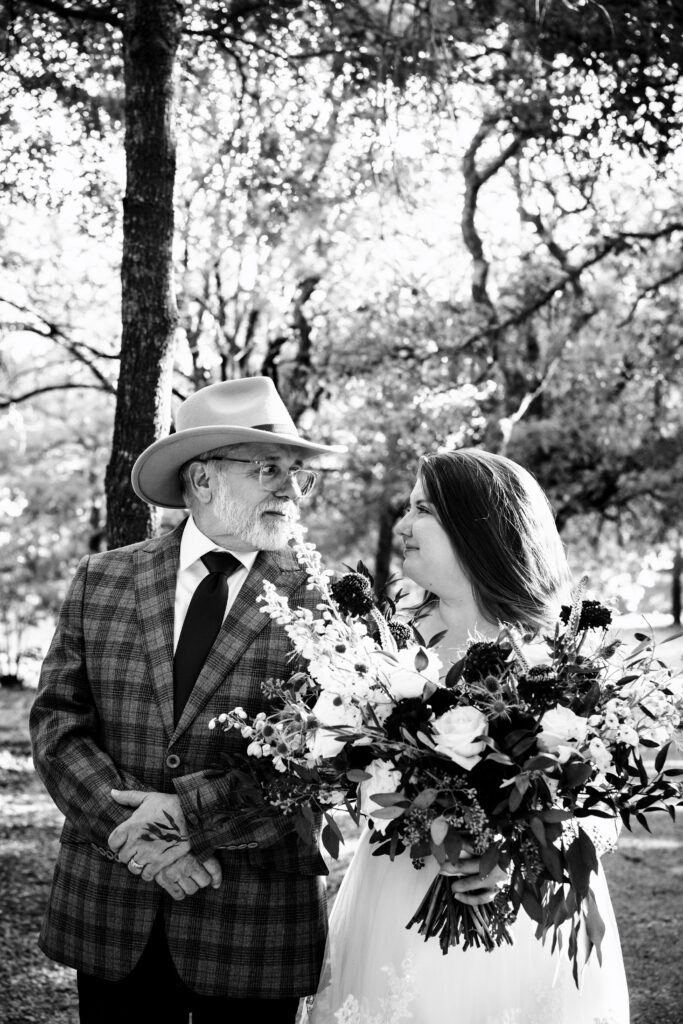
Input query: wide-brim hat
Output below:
<box><xmin>131</xmin><ymin>376</ymin><xmax>345</xmax><ymax>508</ymax></box>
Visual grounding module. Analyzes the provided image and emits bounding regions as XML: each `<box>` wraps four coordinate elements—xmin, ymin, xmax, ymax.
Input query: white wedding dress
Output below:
<box><xmin>305</xmin><ymin>826</ymin><xmax>629</xmax><ymax>1024</ymax></box>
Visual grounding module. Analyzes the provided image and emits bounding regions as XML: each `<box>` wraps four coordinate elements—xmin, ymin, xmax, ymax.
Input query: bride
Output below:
<box><xmin>306</xmin><ymin>449</ymin><xmax>629</xmax><ymax>1024</ymax></box>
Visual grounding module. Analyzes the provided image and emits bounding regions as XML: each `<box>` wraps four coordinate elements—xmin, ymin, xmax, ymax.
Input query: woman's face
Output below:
<box><xmin>395</xmin><ymin>476</ymin><xmax>472</xmax><ymax>603</ymax></box>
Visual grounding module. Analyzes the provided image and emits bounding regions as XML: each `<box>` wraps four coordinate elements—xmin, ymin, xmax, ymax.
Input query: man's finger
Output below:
<box><xmin>111</xmin><ymin>789</ymin><xmax>148</xmax><ymax>807</ymax></box>
<box><xmin>156</xmin><ymin>876</ymin><xmax>187</xmax><ymax>901</ymax></box>
<box><xmin>203</xmin><ymin>856</ymin><xmax>222</xmax><ymax>889</ymax></box>
<box><xmin>177</xmin><ymin>875</ymin><xmax>200</xmax><ymax>896</ymax></box>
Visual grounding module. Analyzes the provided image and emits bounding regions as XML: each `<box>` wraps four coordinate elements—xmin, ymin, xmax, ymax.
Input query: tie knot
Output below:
<box><xmin>201</xmin><ymin>551</ymin><xmax>241</xmax><ymax>577</ymax></box>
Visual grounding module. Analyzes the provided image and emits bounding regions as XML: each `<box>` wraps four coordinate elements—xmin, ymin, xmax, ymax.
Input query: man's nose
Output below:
<box><xmin>274</xmin><ymin>474</ymin><xmax>300</xmax><ymax>499</ymax></box>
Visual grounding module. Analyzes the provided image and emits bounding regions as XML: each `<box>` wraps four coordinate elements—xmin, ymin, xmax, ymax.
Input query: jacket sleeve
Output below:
<box><xmin>29</xmin><ymin>557</ymin><xmax>145</xmax><ymax>845</ymax></box>
<box><xmin>173</xmin><ymin>770</ymin><xmax>296</xmax><ymax>859</ymax></box>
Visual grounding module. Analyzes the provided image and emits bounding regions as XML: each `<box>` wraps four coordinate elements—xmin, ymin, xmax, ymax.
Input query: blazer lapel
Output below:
<box><xmin>134</xmin><ymin>521</ymin><xmax>185</xmax><ymax>742</ymax></box>
<box><xmin>173</xmin><ymin>548</ymin><xmax>304</xmax><ymax>737</ymax></box>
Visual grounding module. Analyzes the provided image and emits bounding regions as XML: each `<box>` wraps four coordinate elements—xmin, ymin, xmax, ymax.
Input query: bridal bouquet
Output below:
<box><xmin>211</xmin><ymin>535</ymin><xmax>683</xmax><ymax>979</ymax></box>
<box><xmin>209</xmin><ymin>529</ymin><xmax>440</xmax><ymax>858</ymax></box>
<box><xmin>356</xmin><ymin>594</ymin><xmax>683</xmax><ymax>979</ymax></box>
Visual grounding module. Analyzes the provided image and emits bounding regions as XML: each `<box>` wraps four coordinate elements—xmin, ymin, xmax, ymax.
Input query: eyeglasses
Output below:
<box><xmin>203</xmin><ymin>456</ymin><xmax>318</xmax><ymax>496</ymax></box>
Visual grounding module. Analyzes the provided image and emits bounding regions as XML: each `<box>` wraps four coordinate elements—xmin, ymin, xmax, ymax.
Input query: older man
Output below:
<box><xmin>30</xmin><ymin>377</ymin><xmax>343</xmax><ymax>1024</ymax></box>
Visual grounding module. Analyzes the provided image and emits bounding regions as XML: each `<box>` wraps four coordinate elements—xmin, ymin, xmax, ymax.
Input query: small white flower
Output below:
<box><xmin>208</xmin><ymin>719</ymin><xmax>217</xmax><ymax>730</ymax></box>
<box><xmin>615</xmin><ymin>724</ymin><xmax>639</xmax><ymax>747</ymax></box>
<box><xmin>246</xmin><ymin>741</ymin><xmax>263</xmax><ymax>758</ymax></box>
<box><xmin>240</xmin><ymin>726</ymin><xmax>254</xmax><ymax>739</ymax></box>
<box><xmin>307</xmin><ymin>690</ymin><xmax>361</xmax><ymax>759</ymax></box>
<box><xmin>587</xmin><ymin>736</ymin><xmax>613</xmax><ymax>773</ymax></box>
<box><xmin>604</xmin><ymin>711</ymin><xmax>619</xmax><ymax>731</ymax></box>
<box><xmin>360</xmin><ymin>759</ymin><xmax>403</xmax><ymax>832</ymax></box>
<box><xmin>218</xmin><ymin>712</ymin><xmax>229</xmax><ymax>723</ymax></box>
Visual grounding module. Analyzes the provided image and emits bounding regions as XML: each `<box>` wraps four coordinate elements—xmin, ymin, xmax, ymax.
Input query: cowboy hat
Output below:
<box><xmin>131</xmin><ymin>376</ymin><xmax>345</xmax><ymax>508</ymax></box>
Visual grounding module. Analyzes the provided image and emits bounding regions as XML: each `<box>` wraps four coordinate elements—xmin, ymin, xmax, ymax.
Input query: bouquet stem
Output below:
<box><xmin>407</xmin><ymin>875</ymin><xmax>515</xmax><ymax>955</ymax></box>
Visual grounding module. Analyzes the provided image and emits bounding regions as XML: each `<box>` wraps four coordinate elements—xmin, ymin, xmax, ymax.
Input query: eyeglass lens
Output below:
<box><xmin>262</xmin><ymin>465</ymin><xmax>316</xmax><ymax>495</ymax></box>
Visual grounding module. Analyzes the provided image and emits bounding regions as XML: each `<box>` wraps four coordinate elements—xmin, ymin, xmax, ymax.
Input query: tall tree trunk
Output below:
<box><xmin>105</xmin><ymin>0</ymin><xmax>182</xmax><ymax>548</ymax></box>
<box><xmin>374</xmin><ymin>498</ymin><xmax>398</xmax><ymax>598</ymax></box>
<box><xmin>673</xmin><ymin>542</ymin><xmax>682</xmax><ymax>625</ymax></box>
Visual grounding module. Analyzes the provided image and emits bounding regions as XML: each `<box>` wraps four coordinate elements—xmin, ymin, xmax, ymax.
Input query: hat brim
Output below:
<box><xmin>131</xmin><ymin>425</ymin><xmax>346</xmax><ymax>508</ymax></box>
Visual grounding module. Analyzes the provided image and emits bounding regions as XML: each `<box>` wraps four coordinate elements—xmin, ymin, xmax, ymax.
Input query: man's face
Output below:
<box><xmin>204</xmin><ymin>443</ymin><xmax>309</xmax><ymax>550</ymax></box>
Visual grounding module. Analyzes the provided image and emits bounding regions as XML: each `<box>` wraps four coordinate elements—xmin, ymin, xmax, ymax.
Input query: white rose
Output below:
<box><xmin>360</xmin><ymin>758</ymin><xmax>403</xmax><ymax>832</ymax></box>
<box><xmin>587</xmin><ymin>736</ymin><xmax>613</xmax><ymax>773</ymax></box>
<box><xmin>431</xmin><ymin>706</ymin><xmax>488</xmax><ymax>771</ymax></box>
<box><xmin>378</xmin><ymin>646</ymin><xmax>442</xmax><ymax>701</ymax></box>
<box><xmin>307</xmin><ymin>690</ymin><xmax>361</xmax><ymax>759</ymax></box>
<box><xmin>537</xmin><ymin>706</ymin><xmax>588</xmax><ymax>754</ymax></box>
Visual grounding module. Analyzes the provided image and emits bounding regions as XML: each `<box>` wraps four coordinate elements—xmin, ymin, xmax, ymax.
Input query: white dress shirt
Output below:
<box><xmin>173</xmin><ymin>515</ymin><xmax>259</xmax><ymax>652</ymax></box>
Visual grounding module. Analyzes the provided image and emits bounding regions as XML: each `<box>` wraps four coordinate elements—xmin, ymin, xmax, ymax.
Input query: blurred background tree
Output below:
<box><xmin>1</xmin><ymin>0</ymin><xmax>682</xmax><ymax>652</ymax></box>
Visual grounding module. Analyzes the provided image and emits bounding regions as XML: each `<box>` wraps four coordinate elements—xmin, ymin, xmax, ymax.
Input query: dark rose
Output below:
<box><xmin>384</xmin><ymin>697</ymin><xmax>432</xmax><ymax>741</ymax></box>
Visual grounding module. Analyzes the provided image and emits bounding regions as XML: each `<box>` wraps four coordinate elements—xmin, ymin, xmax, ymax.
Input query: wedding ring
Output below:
<box><xmin>129</xmin><ymin>858</ymin><xmax>144</xmax><ymax>871</ymax></box>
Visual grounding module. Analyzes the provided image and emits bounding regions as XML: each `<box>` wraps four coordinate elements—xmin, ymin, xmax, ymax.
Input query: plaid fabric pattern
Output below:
<box><xmin>30</xmin><ymin>522</ymin><xmax>328</xmax><ymax>997</ymax></box>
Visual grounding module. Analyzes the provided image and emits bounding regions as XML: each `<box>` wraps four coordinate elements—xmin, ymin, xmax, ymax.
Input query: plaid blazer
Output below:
<box><xmin>30</xmin><ymin>521</ymin><xmax>328</xmax><ymax>998</ymax></box>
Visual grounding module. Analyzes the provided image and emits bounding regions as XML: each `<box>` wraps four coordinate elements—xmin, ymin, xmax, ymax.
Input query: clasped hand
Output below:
<box><xmin>439</xmin><ymin>849</ymin><xmax>508</xmax><ymax>906</ymax></box>
<box><xmin>108</xmin><ymin>789</ymin><xmax>222</xmax><ymax>901</ymax></box>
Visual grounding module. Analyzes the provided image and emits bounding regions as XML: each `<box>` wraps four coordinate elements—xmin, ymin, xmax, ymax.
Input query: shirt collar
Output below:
<box><xmin>180</xmin><ymin>515</ymin><xmax>259</xmax><ymax>574</ymax></box>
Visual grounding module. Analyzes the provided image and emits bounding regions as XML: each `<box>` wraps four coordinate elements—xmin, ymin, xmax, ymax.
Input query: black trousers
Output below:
<box><xmin>76</xmin><ymin>912</ymin><xmax>300</xmax><ymax>1024</ymax></box>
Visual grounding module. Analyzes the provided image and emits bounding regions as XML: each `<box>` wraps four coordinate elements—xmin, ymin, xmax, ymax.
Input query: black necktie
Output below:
<box><xmin>173</xmin><ymin>551</ymin><xmax>242</xmax><ymax>724</ymax></box>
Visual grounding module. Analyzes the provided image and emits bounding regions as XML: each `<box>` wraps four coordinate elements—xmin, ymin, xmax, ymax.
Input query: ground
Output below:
<box><xmin>2</xmin><ymin>685</ymin><xmax>682</xmax><ymax>1024</ymax></box>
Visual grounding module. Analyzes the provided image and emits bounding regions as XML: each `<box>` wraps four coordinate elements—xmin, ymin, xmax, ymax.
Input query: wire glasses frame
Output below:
<box><xmin>202</xmin><ymin>456</ymin><xmax>318</xmax><ymax>496</ymax></box>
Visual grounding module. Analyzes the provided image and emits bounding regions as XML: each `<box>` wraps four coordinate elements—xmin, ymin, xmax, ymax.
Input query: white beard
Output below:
<box><xmin>211</xmin><ymin>478</ymin><xmax>300</xmax><ymax>550</ymax></box>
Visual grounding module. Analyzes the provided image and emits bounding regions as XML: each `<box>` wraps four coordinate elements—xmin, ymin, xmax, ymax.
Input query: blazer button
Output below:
<box><xmin>166</xmin><ymin>754</ymin><xmax>181</xmax><ymax>769</ymax></box>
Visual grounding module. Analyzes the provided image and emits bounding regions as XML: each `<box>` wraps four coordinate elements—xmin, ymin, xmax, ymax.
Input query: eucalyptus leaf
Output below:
<box><xmin>430</xmin><ymin>817</ymin><xmax>449</xmax><ymax>845</ymax></box>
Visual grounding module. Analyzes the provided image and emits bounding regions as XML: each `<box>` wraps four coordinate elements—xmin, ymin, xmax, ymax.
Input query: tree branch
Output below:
<box><xmin>461</xmin><ymin>119</ymin><xmax>522</xmax><ymax>313</ymax></box>
<box><xmin>22</xmin><ymin>0</ymin><xmax>122</xmax><ymax>27</ymax></box>
<box><xmin>461</xmin><ymin>222</ymin><xmax>683</xmax><ymax>350</ymax></box>
<box><xmin>0</xmin><ymin>297</ymin><xmax>118</xmax><ymax>392</ymax></box>
<box><xmin>0</xmin><ymin>382</ymin><xmax>114</xmax><ymax>408</ymax></box>
<box><xmin>618</xmin><ymin>262</ymin><xmax>683</xmax><ymax>326</ymax></box>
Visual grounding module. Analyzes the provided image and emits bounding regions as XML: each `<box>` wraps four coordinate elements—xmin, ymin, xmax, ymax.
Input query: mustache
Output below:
<box><xmin>259</xmin><ymin>499</ymin><xmax>300</xmax><ymax>520</ymax></box>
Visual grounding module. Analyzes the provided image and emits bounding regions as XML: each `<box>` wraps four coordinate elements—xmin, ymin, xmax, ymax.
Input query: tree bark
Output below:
<box><xmin>374</xmin><ymin>497</ymin><xmax>399</xmax><ymax>599</ymax></box>
<box><xmin>672</xmin><ymin>543</ymin><xmax>682</xmax><ymax>625</ymax></box>
<box><xmin>105</xmin><ymin>0</ymin><xmax>182</xmax><ymax>548</ymax></box>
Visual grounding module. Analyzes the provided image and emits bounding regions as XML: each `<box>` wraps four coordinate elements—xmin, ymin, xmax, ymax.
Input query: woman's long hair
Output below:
<box><xmin>418</xmin><ymin>449</ymin><xmax>572</xmax><ymax>632</ymax></box>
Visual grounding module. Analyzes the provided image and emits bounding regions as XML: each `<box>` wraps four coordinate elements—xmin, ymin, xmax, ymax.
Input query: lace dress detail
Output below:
<box><xmin>305</xmin><ymin>829</ymin><xmax>629</xmax><ymax>1024</ymax></box>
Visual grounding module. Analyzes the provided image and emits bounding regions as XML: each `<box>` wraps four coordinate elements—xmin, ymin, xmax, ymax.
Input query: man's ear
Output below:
<box><xmin>186</xmin><ymin>461</ymin><xmax>213</xmax><ymax>505</ymax></box>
